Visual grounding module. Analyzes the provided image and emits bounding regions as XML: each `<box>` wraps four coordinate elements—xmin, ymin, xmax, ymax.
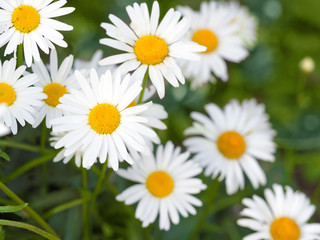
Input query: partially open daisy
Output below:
<box><xmin>51</xmin><ymin>69</ymin><xmax>159</xmax><ymax>170</ymax></box>
<box><xmin>226</xmin><ymin>2</ymin><xmax>257</xmax><ymax>48</ymax></box>
<box><xmin>99</xmin><ymin>1</ymin><xmax>206</xmax><ymax>98</ymax></box>
<box><xmin>0</xmin><ymin>104</ymin><xmax>10</xmax><ymax>136</ymax></box>
<box><xmin>32</xmin><ymin>50</ymin><xmax>75</xmax><ymax>128</ymax></box>
<box><xmin>238</xmin><ymin>184</ymin><xmax>320</xmax><ymax>240</ymax></box>
<box><xmin>0</xmin><ymin>0</ymin><xmax>75</xmax><ymax>66</ymax></box>
<box><xmin>116</xmin><ymin>141</ymin><xmax>206</xmax><ymax>230</ymax></box>
<box><xmin>184</xmin><ymin>99</ymin><xmax>276</xmax><ymax>195</ymax></box>
<box><xmin>178</xmin><ymin>1</ymin><xmax>249</xmax><ymax>87</ymax></box>
<box><xmin>0</xmin><ymin>58</ymin><xmax>45</xmax><ymax>134</ymax></box>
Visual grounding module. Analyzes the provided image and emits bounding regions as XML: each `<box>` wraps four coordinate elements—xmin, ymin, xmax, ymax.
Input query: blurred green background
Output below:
<box><xmin>1</xmin><ymin>0</ymin><xmax>320</xmax><ymax>239</ymax></box>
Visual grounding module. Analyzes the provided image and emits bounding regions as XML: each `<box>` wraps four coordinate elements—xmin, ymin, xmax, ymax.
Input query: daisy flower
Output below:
<box><xmin>116</xmin><ymin>141</ymin><xmax>206</xmax><ymax>230</ymax></box>
<box><xmin>51</xmin><ymin>69</ymin><xmax>159</xmax><ymax>170</ymax></box>
<box><xmin>31</xmin><ymin>50</ymin><xmax>75</xmax><ymax>128</ymax></box>
<box><xmin>0</xmin><ymin>0</ymin><xmax>75</xmax><ymax>67</ymax></box>
<box><xmin>184</xmin><ymin>99</ymin><xmax>276</xmax><ymax>195</ymax></box>
<box><xmin>238</xmin><ymin>184</ymin><xmax>320</xmax><ymax>240</ymax></box>
<box><xmin>0</xmin><ymin>58</ymin><xmax>45</xmax><ymax>134</ymax></box>
<box><xmin>99</xmin><ymin>1</ymin><xmax>206</xmax><ymax>98</ymax></box>
<box><xmin>50</xmin><ymin>132</ymin><xmax>83</xmax><ymax>167</ymax></box>
<box><xmin>74</xmin><ymin>50</ymin><xmax>114</xmax><ymax>76</ymax></box>
<box><xmin>177</xmin><ymin>1</ymin><xmax>249</xmax><ymax>87</ymax></box>
<box><xmin>126</xmin><ymin>84</ymin><xmax>167</xmax><ymax>155</ymax></box>
<box><xmin>226</xmin><ymin>2</ymin><xmax>257</xmax><ymax>48</ymax></box>
<box><xmin>0</xmin><ymin>104</ymin><xmax>10</xmax><ymax>136</ymax></box>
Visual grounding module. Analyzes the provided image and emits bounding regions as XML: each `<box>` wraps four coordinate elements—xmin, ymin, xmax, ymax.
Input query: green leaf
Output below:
<box><xmin>0</xmin><ymin>151</ymin><xmax>9</xmax><ymax>161</ymax></box>
<box><xmin>0</xmin><ymin>203</ymin><xmax>28</xmax><ymax>213</ymax></box>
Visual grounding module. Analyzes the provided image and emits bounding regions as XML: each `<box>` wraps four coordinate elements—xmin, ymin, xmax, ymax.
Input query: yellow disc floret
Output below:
<box><xmin>43</xmin><ymin>83</ymin><xmax>68</xmax><ymax>107</ymax></box>
<box><xmin>217</xmin><ymin>131</ymin><xmax>246</xmax><ymax>159</ymax></box>
<box><xmin>146</xmin><ymin>171</ymin><xmax>174</xmax><ymax>198</ymax></box>
<box><xmin>12</xmin><ymin>5</ymin><xmax>40</xmax><ymax>33</ymax></box>
<box><xmin>134</xmin><ymin>35</ymin><xmax>168</xmax><ymax>65</ymax></box>
<box><xmin>270</xmin><ymin>217</ymin><xmax>300</xmax><ymax>240</ymax></box>
<box><xmin>88</xmin><ymin>103</ymin><xmax>120</xmax><ymax>134</ymax></box>
<box><xmin>192</xmin><ymin>29</ymin><xmax>219</xmax><ymax>53</ymax></box>
<box><xmin>0</xmin><ymin>83</ymin><xmax>16</xmax><ymax>106</ymax></box>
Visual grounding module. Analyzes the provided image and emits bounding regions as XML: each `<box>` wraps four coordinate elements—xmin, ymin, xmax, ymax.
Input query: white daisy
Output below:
<box><xmin>178</xmin><ymin>1</ymin><xmax>249</xmax><ymax>88</ymax></box>
<box><xmin>0</xmin><ymin>0</ymin><xmax>75</xmax><ymax>67</ymax></box>
<box><xmin>51</xmin><ymin>69</ymin><xmax>159</xmax><ymax>170</ymax></box>
<box><xmin>225</xmin><ymin>2</ymin><xmax>257</xmax><ymax>48</ymax></box>
<box><xmin>50</xmin><ymin>132</ymin><xmax>83</xmax><ymax>167</ymax></box>
<box><xmin>116</xmin><ymin>141</ymin><xmax>206</xmax><ymax>230</ymax></box>
<box><xmin>184</xmin><ymin>99</ymin><xmax>276</xmax><ymax>195</ymax></box>
<box><xmin>0</xmin><ymin>58</ymin><xmax>45</xmax><ymax>134</ymax></box>
<box><xmin>99</xmin><ymin>1</ymin><xmax>206</xmax><ymax>98</ymax></box>
<box><xmin>238</xmin><ymin>184</ymin><xmax>320</xmax><ymax>240</ymax></box>
<box><xmin>74</xmin><ymin>50</ymin><xmax>114</xmax><ymax>77</ymax></box>
<box><xmin>31</xmin><ymin>49</ymin><xmax>75</xmax><ymax>128</ymax></box>
<box><xmin>0</xmin><ymin>104</ymin><xmax>10</xmax><ymax>136</ymax></box>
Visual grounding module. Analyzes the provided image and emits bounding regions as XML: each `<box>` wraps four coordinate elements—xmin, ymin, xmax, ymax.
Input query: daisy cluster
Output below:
<box><xmin>0</xmin><ymin>0</ymin><xmax>319</xmax><ymax>238</ymax></box>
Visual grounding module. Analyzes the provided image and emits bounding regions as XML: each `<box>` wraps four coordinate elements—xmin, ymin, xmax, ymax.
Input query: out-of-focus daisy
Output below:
<box><xmin>238</xmin><ymin>184</ymin><xmax>320</xmax><ymax>240</ymax></box>
<box><xmin>0</xmin><ymin>58</ymin><xmax>45</xmax><ymax>134</ymax></box>
<box><xmin>126</xmin><ymin>84</ymin><xmax>167</xmax><ymax>155</ymax></box>
<box><xmin>116</xmin><ymin>141</ymin><xmax>206</xmax><ymax>230</ymax></box>
<box><xmin>184</xmin><ymin>99</ymin><xmax>276</xmax><ymax>195</ymax></box>
<box><xmin>178</xmin><ymin>2</ymin><xmax>249</xmax><ymax>88</ymax></box>
<box><xmin>99</xmin><ymin>1</ymin><xmax>206</xmax><ymax>98</ymax></box>
<box><xmin>51</xmin><ymin>69</ymin><xmax>159</xmax><ymax>170</ymax></box>
<box><xmin>50</xmin><ymin>132</ymin><xmax>83</xmax><ymax>167</ymax></box>
<box><xmin>0</xmin><ymin>104</ymin><xmax>10</xmax><ymax>136</ymax></box>
<box><xmin>74</xmin><ymin>50</ymin><xmax>114</xmax><ymax>76</ymax></box>
<box><xmin>226</xmin><ymin>2</ymin><xmax>257</xmax><ymax>48</ymax></box>
<box><xmin>32</xmin><ymin>50</ymin><xmax>75</xmax><ymax>128</ymax></box>
<box><xmin>0</xmin><ymin>0</ymin><xmax>75</xmax><ymax>66</ymax></box>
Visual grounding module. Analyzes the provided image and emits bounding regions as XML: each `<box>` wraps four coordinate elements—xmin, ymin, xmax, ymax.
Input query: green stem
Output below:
<box><xmin>81</xmin><ymin>167</ymin><xmax>90</xmax><ymax>240</ymax></box>
<box><xmin>0</xmin><ymin>219</ymin><xmax>59</xmax><ymax>240</ymax></box>
<box><xmin>41</xmin><ymin>122</ymin><xmax>48</xmax><ymax>195</ymax></box>
<box><xmin>190</xmin><ymin>179</ymin><xmax>221</xmax><ymax>240</ymax></box>
<box><xmin>0</xmin><ymin>140</ymin><xmax>42</xmax><ymax>153</ymax></box>
<box><xmin>138</xmin><ymin>70</ymin><xmax>149</xmax><ymax>104</ymax></box>
<box><xmin>2</xmin><ymin>151</ymin><xmax>57</xmax><ymax>183</ymax></box>
<box><xmin>44</xmin><ymin>199</ymin><xmax>84</xmax><ymax>220</ymax></box>
<box><xmin>17</xmin><ymin>44</ymin><xmax>23</xmax><ymax>67</ymax></box>
<box><xmin>0</xmin><ymin>181</ymin><xmax>58</xmax><ymax>237</ymax></box>
<box><xmin>90</xmin><ymin>159</ymin><xmax>109</xmax><ymax>211</ymax></box>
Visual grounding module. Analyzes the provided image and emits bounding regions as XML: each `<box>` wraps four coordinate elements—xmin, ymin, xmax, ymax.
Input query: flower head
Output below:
<box><xmin>32</xmin><ymin>50</ymin><xmax>76</xmax><ymax>128</ymax></box>
<box><xmin>0</xmin><ymin>58</ymin><xmax>45</xmax><ymax>134</ymax></box>
<box><xmin>116</xmin><ymin>141</ymin><xmax>206</xmax><ymax>230</ymax></box>
<box><xmin>238</xmin><ymin>184</ymin><xmax>320</xmax><ymax>240</ymax></box>
<box><xmin>0</xmin><ymin>0</ymin><xmax>75</xmax><ymax>66</ymax></box>
<box><xmin>178</xmin><ymin>1</ymin><xmax>249</xmax><ymax>88</ymax></box>
<box><xmin>51</xmin><ymin>69</ymin><xmax>159</xmax><ymax>170</ymax></box>
<box><xmin>99</xmin><ymin>1</ymin><xmax>205</xmax><ymax>98</ymax></box>
<box><xmin>184</xmin><ymin>99</ymin><xmax>276</xmax><ymax>195</ymax></box>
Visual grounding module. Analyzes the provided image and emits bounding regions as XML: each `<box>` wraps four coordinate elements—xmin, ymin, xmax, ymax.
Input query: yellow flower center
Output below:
<box><xmin>270</xmin><ymin>217</ymin><xmax>300</xmax><ymax>240</ymax></box>
<box><xmin>192</xmin><ymin>29</ymin><xmax>219</xmax><ymax>53</ymax></box>
<box><xmin>217</xmin><ymin>131</ymin><xmax>246</xmax><ymax>159</ymax></box>
<box><xmin>134</xmin><ymin>35</ymin><xmax>168</xmax><ymax>65</ymax></box>
<box><xmin>88</xmin><ymin>103</ymin><xmax>120</xmax><ymax>134</ymax></box>
<box><xmin>0</xmin><ymin>83</ymin><xmax>16</xmax><ymax>106</ymax></box>
<box><xmin>43</xmin><ymin>83</ymin><xmax>68</xmax><ymax>107</ymax></box>
<box><xmin>146</xmin><ymin>171</ymin><xmax>174</xmax><ymax>198</ymax></box>
<box><xmin>12</xmin><ymin>5</ymin><xmax>40</xmax><ymax>33</ymax></box>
